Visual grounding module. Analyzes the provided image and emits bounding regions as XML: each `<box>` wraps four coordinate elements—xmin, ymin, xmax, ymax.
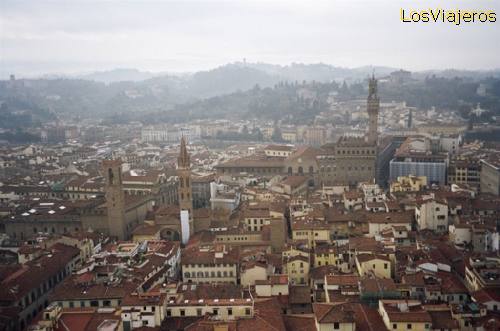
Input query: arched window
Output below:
<box><xmin>298</xmin><ymin>166</ymin><xmax>304</xmax><ymax>175</ymax></box>
<box><xmin>309</xmin><ymin>166</ymin><xmax>314</xmax><ymax>174</ymax></box>
<box><xmin>108</xmin><ymin>168</ymin><xmax>114</xmax><ymax>185</ymax></box>
<box><xmin>179</xmin><ymin>177</ymin><xmax>184</xmax><ymax>188</ymax></box>
<box><xmin>288</xmin><ymin>167</ymin><xmax>292</xmax><ymax>175</ymax></box>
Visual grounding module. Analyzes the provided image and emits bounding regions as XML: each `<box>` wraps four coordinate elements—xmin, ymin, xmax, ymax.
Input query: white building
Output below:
<box><xmin>415</xmin><ymin>199</ymin><xmax>448</xmax><ymax>233</ymax></box>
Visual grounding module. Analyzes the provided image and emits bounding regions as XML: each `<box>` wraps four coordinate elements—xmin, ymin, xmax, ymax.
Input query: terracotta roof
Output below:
<box><xmin>380</xmin><ymin>300</ymin><xmax>432</xmax><ymax>323</ymax></box>
<box><xmin>313</xmin><ymin>303</ymin><xmax>355</xmax><ymax>324</ymax></box>
<box><xmin>283</xmin><ymin>315</ymin><xmax>316</xmax><ymax>331</ymax></box>
<box><xmin>427</xmin><ymin>309</ymin><xmax>459</xmax><ymax>330</ymax></box>
<box><xmin>132</xmin><ymin>224</ymin><xmax>163</xmax><ymax>236</ymax></box>
<box><xmin>289</xmin><ymin>286</ymin><xmax>311</xmax><ymax>304</ymax></box>
<box><xmin>0</xmin><ymin>243</ymin><xmax>80</xmax><ymax>302</ymax></box>
<box><xmin>360</xmin><ymin>277</ymin><xmax>397</xmax><ymax>293</ymax></box>
<box><xmin>325</xmin><ymin>274</ymin><xmax>359</xmax><ymax>287</ymax></box>
<box><xmin>472</xmin><ymin>289</ymin><xmax>500</xmax><ymax>303</ymax></box>
<box><xmin>366</xmin><ymin>211</ymin><xmax>413</xmax><ymax>224</ymax></box>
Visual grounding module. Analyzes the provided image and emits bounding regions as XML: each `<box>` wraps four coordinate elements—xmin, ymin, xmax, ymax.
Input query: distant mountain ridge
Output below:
<box><xmin>77</xmin><ymin>68</ymin><xmax>158</xmax><ymax>84</ymax></box>
<box><xmin>1</xmin><ymin>62</ymin><xmax>500</xmax><ymax>122</ymax></box>
<box><xmin>71</xmin><ymin>62</ymin><xmax>401</xmax><ymax>85</ymax></box>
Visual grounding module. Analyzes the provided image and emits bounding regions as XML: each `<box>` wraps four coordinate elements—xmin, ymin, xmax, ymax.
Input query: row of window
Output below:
<box><xmin>184</xmin><ymin>270</ymin><xmax>234</xmax><ymax>278</ymax></box>
<box><xmin>337</xmin><ymin>149</ymin><xmax>376</xmax><ymax>155</ymax></box>
<box><xmin>246</xmin><ymin>219</ymin><xmax>265</xmax><ymax>225</ymax></box>
<box><xmin>320</xmin><ymin>165</ymin><xmax>372</xmax><ymax>172</ymax></box>
<box><xmin>167</xmin><ymin>307</ymin><xmax>250</xmax><ymax>317</ymax></box>
<box><xmin>221</xmin><ymin>167</ymin><xmax>281</xmax><ymax>174</ymax></box>
<box><xmin>294</xmin><ymin>231</ymin><xmax>320</xmax><ymax>236</ymax></box>
<box><xmin>12</xmin><ymin>226</ymin><xmax>80</xmax><ymax>240</ymax></box>
<box><xmin>20</xmin><ymin>267</ymin><xmax>69</xmax><ymax>310</ymax></box>
<box><xmin>184</xmin><ymin>263</ymin><xmax>235</xmax><ymax>268</ymax></box>
<box><xmin>392</xmin><ymin>323</ymin><xmax>430</xmax><ymax>329</ymax></box>
<box><xmin>216</xmin><ymin>236</ymin><xmax>250</xmax><ymax>241</ymax></box>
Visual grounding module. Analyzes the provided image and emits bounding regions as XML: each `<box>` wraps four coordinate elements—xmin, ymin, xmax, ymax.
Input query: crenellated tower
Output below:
<box><xmin>367</xmin><ymin>74</ymin><xmax>379</xmax><ymax>145</ymax></box>
<box><xmin>177</xmin><ymin>136</ymin><xmax>193</xmax><ymax>236</ymax></box>
<box><xmin>103</xmin><ymin>158</ymin><xmax>127</xmax><ymax>240</ymax></box>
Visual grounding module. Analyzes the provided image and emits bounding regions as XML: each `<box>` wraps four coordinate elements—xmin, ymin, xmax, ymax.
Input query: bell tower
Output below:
<box><xmin>367</xmin><ymin>74</ymin><xmax>379</xmax><ymax>145</ymax></box>
<box><xmin>177</xmin><ymin>136</ymin><xmax>193</xmax><ymax>236</ymax></box>
<box><xmin>103</xmin><ymin>159</ymin><xmax>127</xmax><ymax>240</ymax></box>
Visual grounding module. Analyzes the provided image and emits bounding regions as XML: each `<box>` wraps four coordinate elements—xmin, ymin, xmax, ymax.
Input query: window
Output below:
<box><xmin>245</xmin><ymin>308</ymin><xmax>251</xmax><ymax>315</ymax></box>
<box><xmin>180</xmin><ymin>309</ymin><xmax>185</xmax><ymax>316</ymax></box>
<box><xmin>213</xmin><ymin>308</ymin><xmax>219</xmax><ymax>315</ymax></box>
<box><xmin>69</xmin><ymin>301</ymin><xmax>74</xmax><ymax>308</ymax></box>
<box><xmin>166</xmin><ymin>309</ymin><xmax>171</xmax><ymax>316</ymax></box>
<box><xmin>228</xmin><ymin>308</ymin><xmax>233</xmax><ymax>315</ymax></box>
<box><xmin>384</xmin><ymin>263</ymin><xmax>388</xmax><ymax>269</ymax></box>
<box><xmin>197</xmin><ymin>308</ymin><xmax>202</xmax><ymax>316</ymax></box>
<box><xmin>407</xmin><ymin>324</ymin><xmax>412</xmax><ymax>329</ymax></box>
<box><xmin>90</xmin><ymin>300</ymin><xmax>99</xmax><ymax>307</ymax></box>
<box><xmin>334</xmin><ymin>322</ymin><xmax>340</xmax><ymax>329</ymax></box>
<box><xmin>393</xmin><ymin>324</ymin><xmax>397</xmax><ymax>329</ymax></box>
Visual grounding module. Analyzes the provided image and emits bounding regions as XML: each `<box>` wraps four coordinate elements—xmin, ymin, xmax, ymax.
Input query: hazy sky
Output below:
<box><xmin>1</xmin><ymin>0</ymin><xmax>499</xmax><ymax>77</ymax></box>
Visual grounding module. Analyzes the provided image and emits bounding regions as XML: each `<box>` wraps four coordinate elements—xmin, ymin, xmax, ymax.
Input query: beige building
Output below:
<box><xmin>181</xmin><ymin>245</ymin><xmax>239</xmax><ymax>284</ymax></box>
<box><xmin>367</xmin><ymin>211</ymin><xmax>413</xmax><ymax>237</ymax></box>
<box><xmin>291</xmin><ymin>219</ymin><xmax>331</xmax><ymax>247</ymax></box>
<box><xmin>264</xmin><ymin>144</ymin><xmax>294</xmax><ymax>158</ymax></box>
<box><xmin>390</xmin><ymin>175</ymin><xmax>427</xmax><ymax>193</ymax></box>
<box><xmin>240</xmin><ymin>262</ymin><xmax>268</xmax><ymax>287</ymax></box>
<box><xmin>121</xmin><ymin>292</ymin><xmax>167</xmax><ymax>329</ymax></box>
<box><xmin>355</xmin><ymin>253</ymin><xmax>392</xmax><ymax>279</ymax></box>
<box><xmin>243</xmin><ymin>207</ymin><xmax>271</xmax><ymax>232</ymax></box>
<box><xmin>283</xmin><ymin>254</ymin><xmax>310</xmax><ymax>285</ymax></box>
<box><xmin>166</xmin><ymin>298</ymin><xmax>254</xmax><ymax>320</ymax></box>
<box><xmin>255</xmin><ymin>275</ymin><xmax>289</xmax><ymax>297</ymax></box>
<box><xmin>480</xmin><ymin>157</ymin><xmax>500</xmax><ymax>196</ymax></box>
<box><xmin>378</xmin><ymin>300</ymin><xmax>432</xmax><ymax>331</ymax></box>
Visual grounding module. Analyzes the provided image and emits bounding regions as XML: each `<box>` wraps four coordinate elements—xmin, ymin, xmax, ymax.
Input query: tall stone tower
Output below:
<box><xmin>177</xmin><ymin>136</ymin><xmax>193</xmax><ymax>235</ymax></box>
<box><xmin>103</xmin><ymin>159</ymin><xmax>127</xmax><ymax>240</ymax></box>
<box><xmin>367</xmin><ymin>74</ymin><xmax>379</xmax><ymax>145</ymax></box>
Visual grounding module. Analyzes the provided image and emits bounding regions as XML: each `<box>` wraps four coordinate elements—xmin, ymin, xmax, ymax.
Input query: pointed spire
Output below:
<box><xmin>178</xmin><ymin>135</ymin><xmax>190</xmax><ymax>168</ymax></box>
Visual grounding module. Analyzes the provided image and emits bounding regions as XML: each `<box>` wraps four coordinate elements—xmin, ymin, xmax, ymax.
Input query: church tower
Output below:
<box><xmin>103</xmin><ymin>159</ymin><xmax>127</xmax><ymax>240</ymax></box>
<box><xmin>367</xmin><ymin>74</ymin><xmax>379</xmax><ymax>145</ymax></box>
<box><xmin>177</xmin><ymin>136</ymin><xmax>193</xmax><ymax>236</ymax></box>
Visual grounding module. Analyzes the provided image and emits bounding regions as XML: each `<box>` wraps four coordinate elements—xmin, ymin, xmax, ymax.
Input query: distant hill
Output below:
<box><xmin>1</xmin><ymin>62</ymin><xmax>500</xmax><ymax>121</ymax></box>
<box><xmin>78</xmin><ymin>68</ymin><xmax>158</xmax><ymax>84</ymax></box>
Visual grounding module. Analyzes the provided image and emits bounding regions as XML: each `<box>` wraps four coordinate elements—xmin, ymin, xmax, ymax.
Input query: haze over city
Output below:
<box><xmin>2</xmin><ymin>0</ymin><xmax>500</xmax><ymax>78</ymax></box>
